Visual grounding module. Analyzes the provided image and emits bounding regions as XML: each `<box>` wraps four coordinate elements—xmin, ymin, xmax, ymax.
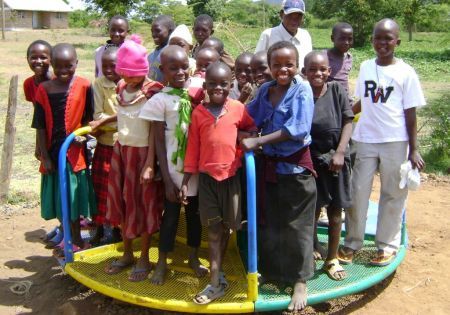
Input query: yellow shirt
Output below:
<box><xmin>93</xmin><ymin>76</ymin><xmax>118</xmax><ymax>146</ymax></box>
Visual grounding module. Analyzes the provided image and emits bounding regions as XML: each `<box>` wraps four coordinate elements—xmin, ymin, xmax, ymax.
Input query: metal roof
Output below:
<box><xmin>4</xmin><ymin>0</ymin><xmax>74</xmax><ymax>13</ymax></box>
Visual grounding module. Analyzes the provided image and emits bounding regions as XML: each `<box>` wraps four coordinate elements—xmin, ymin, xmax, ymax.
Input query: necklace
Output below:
<box><xmin>374</xmin><ymin>61</ymin><xmax>394</xmax><ymax>103</ymax></box>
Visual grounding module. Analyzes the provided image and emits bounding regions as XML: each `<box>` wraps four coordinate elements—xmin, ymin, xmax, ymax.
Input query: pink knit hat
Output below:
<box><xmin>115</xmin><ymin>34</ymin><xmax>149</xmax><ymax>77</ymax></box>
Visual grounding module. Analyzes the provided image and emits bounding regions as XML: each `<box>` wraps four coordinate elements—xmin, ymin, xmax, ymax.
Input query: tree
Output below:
<box><xmin>84</xmin><ymin>0</ymin><xmax>137</xmax><ymax>17</ymax></box>
<box><xmin>187</xmin><ymin>0</ymin><xmax>208</xmax><ymax>17</ymax></box>
<box><xmin>136</xmin><ymin>0</ymin><xmax>163</xmax><ymax>24</ymax></box>
<box><xmin>403</xmin><ymin>0</ymin><xmax>423</xmax><ymax>41</ymax></box>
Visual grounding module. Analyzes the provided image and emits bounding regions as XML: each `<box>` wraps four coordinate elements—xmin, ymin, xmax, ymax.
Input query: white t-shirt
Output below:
<box><xmin>117</xmin><ymin>90</ymin><xmax>150</xmax><ymax>147</ymax></box>
<box><xmin>353</xmin><ymin>58</ymin><xmax>426</xmax><ymax>143</ymax></box>
<box><xmin>139</xmin><ymin>87</ymin><xmax>199</xmax><ymax>196</ymax></box>
<box><xmin>255</xmin><ymin>23</ymin><xmax>312</xmax><ymax>70</ymax></box>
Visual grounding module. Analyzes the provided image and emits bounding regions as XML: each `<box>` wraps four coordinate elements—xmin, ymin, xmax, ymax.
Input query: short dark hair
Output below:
<box><xmin>153</xmin><ymin>15</ymin><xmax>176</xmax><ymax>33</ymax></box>
<box><xmin>202</xmin><ymin>37</ymin><xmax>224</xmax><ymax>54</ymax></box>
<box><xmin>303</xmin><ymin>50</ymin><xmax>328</xmax><ymax>69</ymax></box>
<box><xmin>267</xmin><ymin>41</ymin><xmax>298</xmax><ymax>67</ymax></box>
<box><xmin>205</xmin><ymin>61</ymin><xmax>231</xmax><ymax>79</ymax></box>
<box><xmin>51</xmin><ymin>43</ymin><xmax>77</xmax><ymax>61</ymax></box>
<box><xmin>195</xmin><ymin>14</ymin><xmax>214</xmax><ymax>29</ymax></box>
<box><xmin>102</xmin><ymin>45</ymin><xmax>118</xmax><ymax>58</ymax></box>
<box><xmin>26</xmin><ymin>40</ymin><xmax>52</xmax><ymax>58</ymax></box>
<box><xmin>109</xmin><ymin>15</ymin><xmax>129</xmax><ymax>30</ymax></box>
<box><xmin>332</xmin><ymin>22</ymin><xmax>353</xmax><ymax>36</ymax></box>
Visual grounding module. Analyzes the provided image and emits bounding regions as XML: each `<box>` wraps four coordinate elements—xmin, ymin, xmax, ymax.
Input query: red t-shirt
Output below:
<box><xmin>23</xmin><ymin>76</ymin><xmax>38</xmax><ymax>103</ymax></box>
<box><xmin>184</xmin><ymin>98</ymin><xmax>256</xmax><ymax>181</ymax></box>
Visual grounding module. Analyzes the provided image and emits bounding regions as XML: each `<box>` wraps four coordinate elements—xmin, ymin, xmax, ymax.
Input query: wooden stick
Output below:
<box><xmin>0</xmin><ymin>75</ymin><xmax>18</xmax><ymax>202</ymax></box>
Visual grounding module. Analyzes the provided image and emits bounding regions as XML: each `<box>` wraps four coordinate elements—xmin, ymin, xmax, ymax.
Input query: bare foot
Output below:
<box><xmin>150</xmin><ymin>260</ymin><xmax>167</xmax><ymax>285</ymax></box>
<box><xmin>287</xmin><ymin>281</ymin><xmax>307</xmax><ymax>311</ymax></box>
<box><xmin>128</xmin><ymin>257</ymin><xmax>152</xmax><ymax>282</ymax></box>
<box><xmin>189</xmin><ymin>256</ymin><xmax>208</xmax><ymax>278</ymax></box>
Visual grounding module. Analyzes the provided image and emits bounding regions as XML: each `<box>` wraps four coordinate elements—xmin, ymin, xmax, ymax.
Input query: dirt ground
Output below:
<box><xmin>0</xmin><ymin>174</ymin><xmax>449</xmax><ymax>315</ymax></box>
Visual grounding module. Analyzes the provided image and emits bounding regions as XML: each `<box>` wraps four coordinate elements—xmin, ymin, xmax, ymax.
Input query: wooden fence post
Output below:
<box><xmin>0</xmin><ymin>75</ymin><xmax>18</xmax><ymax>202</ymax></box>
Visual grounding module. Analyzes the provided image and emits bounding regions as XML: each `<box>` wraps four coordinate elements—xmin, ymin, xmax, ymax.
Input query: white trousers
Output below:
<box><xmin>344</xmin><ymin>141</ymin><xmax>408</xmax><ymax>254</ymax></box>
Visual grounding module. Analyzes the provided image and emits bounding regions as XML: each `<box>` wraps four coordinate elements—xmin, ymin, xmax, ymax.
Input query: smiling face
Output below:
<box><xmin>109</xmin><ymin>18</ymin><xmax>128</xmax><ymax>45</ymax></box>
<box><xmin>235</xmin><ymin>54</ymin><xmax>253</xmax><ymax>88</ymax></box>
<box><xmin>303</xmin><ymin>53</ymin><xmax>330</xmax><ymax>90</ymax></box>
<box><xmin>195</xmin><ymin>48</ymin><xmax>220</xmax><ymax>74</ymax></box>
<box><xmin>193</xmin><ymin>21</ymin><xmax>213</xmax><ymax>45</ymax></box>
<box><xmin>269</xmin><ymin>47</ymin><xmax>298</xmax><ymax>86</ymax></box>
<box><xmin>160</xmin><ymin>47</ymin><xmax>190</xmax><ymax>89</ymax></box>
<box><xmin>204</xmin><ymin>64</ymin><xmax>232</xmax><ymax>106</ymax></box>
<box><xmin>250</xmin><ymin>53</ymin><xmax>272</xmax><ymax>86</ymax></box>
<box><xmin>280</xmin><ymin>12</ymin><xmax>303</xmax><ymax>36</ymax></box>
<box><xmin>27</xmin><ymin>43</ymin><xmax>51</xmax><ymax>77</ymax></box>
<box><xmin>101</xmin><ymin>51</ymin><xmax>120</xmax><ymax>83</ymax></box>
<box><xmin>52</xmin><ymin>46</ymin><xmax>77</xmax><ymax>84</ymax></box>
<box><xmin>152</xmin><ymin>22</ymin><xmax>170</xmax><ymax>47</ymax></box>
<box><xmin>332</xmin><ymin>27</ymin><xmax>353</xmax><ymax>54</ymax></box>
<box><xmin>372</xmin><ymin>21</ymin><xmax>400</xmax><ymax>63</ymax></box>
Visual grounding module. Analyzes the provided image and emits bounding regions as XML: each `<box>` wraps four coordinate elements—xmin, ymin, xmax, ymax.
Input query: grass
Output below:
<box><xmin>0</xmin><ymin>26</ymin><xmax>448</xmax><ymax>201</ymax></box>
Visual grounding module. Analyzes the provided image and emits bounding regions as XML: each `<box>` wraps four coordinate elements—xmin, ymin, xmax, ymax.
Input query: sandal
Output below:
<box><xmin>337</xmin><ymin>246</ymin><xmax>355</xmax><ymax>265</ymax></box>
<box><xmin>128</xmin><ymin>265</ymin><xmax>152</xmax><ymax>282</ymax></box>
<box><xmin>105</xmin><ymin>258</ymin><xmax>135</xmax><ymax>275</ymax></box>
<box><xmin>42</xmin><ymin>226</ymin><xmax>59</xmax><ymax>243</ymax></box>
<box><xmin>53</xmin><ymin>242</ymin><xmax>91</xmax><ymax>259</ymax></box>
<box><xmin>45</xmin><ymin>229</ymin><xmax>64</xmax><ymax>249</ymax></box>
<box><xmin>323</xmin><ymin>258</ymin><xmax>347</xmax><ymax>281</ymax></box>
<box><xmin>193</xmin><ymin>284</ymin><xmax>225</xmax><ymax>305</ymax></box>
<box><xmin>219</xmin><ymin>271</ymin><xmax>228</xmax><ymax>289</ymax></box>
<box><xmin>370</xmin><ymin>250</ymin><xmax>397</xmax><ymax>266</ymax></box>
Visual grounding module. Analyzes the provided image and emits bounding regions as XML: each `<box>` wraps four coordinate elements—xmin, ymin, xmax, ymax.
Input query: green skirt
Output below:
<box><xmin>40</xmin><ymin>163</ymin><xmax>97</xmax><ymax>222</ymax></box>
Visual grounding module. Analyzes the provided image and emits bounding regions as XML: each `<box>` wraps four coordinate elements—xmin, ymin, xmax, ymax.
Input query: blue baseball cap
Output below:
<box><xmin>281</xmin><ymin>0</ymin><xmax>306</xmax><ymax>15</ymax></box>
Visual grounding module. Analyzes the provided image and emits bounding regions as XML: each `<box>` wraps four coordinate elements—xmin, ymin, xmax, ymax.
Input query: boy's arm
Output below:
<box><xmin>154</xmin><ymin>121</ymin><xmax>180</xmax><ymax>202</ymax></box>
<box><xmin>37</xmin><ymin>129</ymin><xmax>53</xmax><ymax>173</ymax></box>
<box><xmin>140</xmin><ymin>122</ymin><xmax>156</xmax><ymax>184</ymax></box>
<box><xmin>241</xmin><ymin>129</ymin><xmax>290</xmax><ymax>152</ymax></box>
<box><xmin>330</xmin><ymin>119</ymin><xmax>353</xmax><ymax>172</ymax></box>
<box><xmin>352</xmin><ymin>100</ymin><xmax>361</xmax><ymax>115</ymax></box>
<box><xmin>180</xmin><ymin>173</ymin><xmax>193</xmax><ymax>205</ymax></box>
<box><xmin>405</xmin><ymin>107</ymin><xmax>425</xmax><ymax>170</ymax></box>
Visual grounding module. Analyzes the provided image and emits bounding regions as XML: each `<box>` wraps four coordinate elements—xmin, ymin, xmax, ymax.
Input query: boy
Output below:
<box><xmin>168</xmin><ymin>24</ymin><xmax>196</xmax><ymax>75</ymax></box>
<box><xmin>200</xmin><ymin>37</ymin><xmax>235</xmax><ymax>72</ymax></box>
<box><xmin>139</xmin><ymin>45</ymin><xmax>207</xmax><ymax>285</ymax></box>
<box><xmin>255</xmin><ymin>0</ymin><xmax>312</xmax><ymax>70</ymax></box>
<box><xmin>229</xmin><ymin>52</ymin><xmax>254</xmax><ymax>104</ymax></box>
<box><xmin>250</xmin><ymin>51</ymin><xmax>272</xmax><ymax>88</ymax></box>
<box><xmin>180</xmin><ymin>62</ymin><xmax>256</xmax><ymax>304</ymax></box>
<box><xmin>326</xmin><ymin>22</ymin><xmax>354</xmax><ymax>99</ymax></box>
<box><xmin>338</xmin><ymin>19</ymin><xmax>426</xmax><ymax>267</ymax></box>
<box><xmin>148</xmin><ymin>15</ymin><xmax>175</xmax><ymax>83</ymax></box>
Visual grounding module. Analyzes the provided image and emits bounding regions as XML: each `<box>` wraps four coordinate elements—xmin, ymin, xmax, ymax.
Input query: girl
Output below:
<box><xmin>104</xmin><ymin>35</ymin><xmax>164</xmax><ymax>282</ymax></box>
<box><xmin>32</xmin><ymin>43</ymin><xmax>97</xmax><ymax>254</ymax></box>
<box><xmin>303</xmin><ymin>51</ymin><xmax>353</xmax><ymax>281</ymax></box>
<box><xmin>89</xmin><ymin>46</ymin><xmax>121</xmax><ymax>245</ymax></box>
<box><xmin>24</xmin><ymin>40</ymin><xmax>60</xmax><ymax>245</ymax></box>
<box><xmin>95</xmin><ymin>15</ymin><xmax>129</xmax><ymax>78</ymax></box>
<box><xmin>148</xmin><ymin>15</ymin><xmax>175</xmax><ymax>83</ymax></box>
<box><xmin>242</xmin><ymin>41</ymin><xmax>316</xmax><ymax>312</ymax></box>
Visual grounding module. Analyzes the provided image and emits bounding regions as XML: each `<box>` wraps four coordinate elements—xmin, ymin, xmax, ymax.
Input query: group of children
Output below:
<box><xmin>24</xmin><ymin>1</ymin><xmax>425</xmax><ymax>310</ymax></box>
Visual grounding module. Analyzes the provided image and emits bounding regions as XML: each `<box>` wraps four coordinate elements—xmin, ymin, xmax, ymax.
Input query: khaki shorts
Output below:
<box><xmin>198</xmin><ymin>172</ymin><xmax>241</xmax><ymax>230</ymax></box>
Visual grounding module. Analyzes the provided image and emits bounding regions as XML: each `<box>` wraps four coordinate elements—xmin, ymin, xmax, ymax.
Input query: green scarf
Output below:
<box><xmin>166</xmin><ymin>87</ymin><xmax>192</xmax><ymax>172</ymax></box>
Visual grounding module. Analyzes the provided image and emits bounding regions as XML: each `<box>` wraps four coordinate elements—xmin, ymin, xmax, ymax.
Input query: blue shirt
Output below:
<box><xmin>247</xmin><ymin>80</ymin><xmax>314</xmax><ymax>174</ymax></box>
<box><xmin>148</xmin><ymin>46</ymin><xmax>165</xmax><ymax>83</ymax></box>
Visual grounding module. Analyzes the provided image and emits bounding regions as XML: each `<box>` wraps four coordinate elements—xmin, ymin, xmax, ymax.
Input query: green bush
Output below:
<box><xmin>68</xmin><ymin>10</ymin><xmax>102</xmax><ymax>28</ymax></box>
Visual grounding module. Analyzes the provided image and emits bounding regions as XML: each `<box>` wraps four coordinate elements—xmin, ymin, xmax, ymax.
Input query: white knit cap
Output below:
<box><xmin>169</xmin><ymin>24</ymin><xmax>193</xmax><ymax>46</ymax></box>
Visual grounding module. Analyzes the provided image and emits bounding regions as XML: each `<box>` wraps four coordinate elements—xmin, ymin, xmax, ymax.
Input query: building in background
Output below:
<box><xmin>1</xmin><ymin>0</ymin><xmax>73</xmax><ymax>30</ymax></box>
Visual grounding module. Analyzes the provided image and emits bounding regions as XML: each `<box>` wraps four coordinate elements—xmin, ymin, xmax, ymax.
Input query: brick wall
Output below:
<box><xmin>1</xmin><ymin>10</ymin><xmax>32</xmax><ymax>29</ymax></box>
<box><xmin>42</xmin><ymin>12</ymin><xmax>68</xmax><ymax>29</ymax></box>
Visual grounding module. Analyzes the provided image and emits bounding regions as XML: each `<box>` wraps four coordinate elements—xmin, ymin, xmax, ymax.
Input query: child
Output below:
<box><xmin>191</xmin><ymin>14</ymin><xmax>215</xmax><ymax>58</ymax></box>
<box><xmin>229</xmin><ymin>52</ymin><xmax>254</xmax><ymax>104</ymax></box>
<box><xmin>168</xmin><ymin>24</ymin><xmax>196</xmax><ymax>76</ymax></box>
<box><xmin>255</xmin><ymin>0</ymin><xmax>312</xmax><ymax>71</ymax></box>
<box><xmin>95</xmin><ymin>15</ymin><xmax>129</xmax><ymax>77</ymax></box>
<box><xmin>139</xmin><ymin>45</ymin><xmax>207</xmax><ymax>285</ymax></box>
<box><xmin>326</xmin><ymin>22</ymin><xmax>354</xmax><ymax>99</ymax></box>
<box><xmin>200</xmin><ymin>37</ymin><xmax>235</xmax><ymax>72</ymax></box>
<box><xmin>31</xmin><ymin>43</ymin><xmax>97</xmax><ymax>253</ymax></box>
<box><xmin>180</xmin><ymin>62</ymin><xmax>256</xmax><ymax>304</ymax></box>
<box><xmin>242</xmin><ymin>41</ymin><xmax>315</xmax><ymax>312</ymax></box>
<box><xmin>89</xmin><ymin>47</ymin><xmax>121</xmax><ymax>245</ymax></box>
<box><xmin>302</xmin><ymin>51</ymin><xmax>353</xmax><ymax>280</ymax></box>
<box><xmin>187</xmin><ymin>47</ymin><xmax>220</xmax><ymax>91</ymax></box>
<box><xmin>148</xmin><ymin>15</ymin><xmax>175</xmax><ymax>83</ymax></box>
<box><xmin>250</xmin><ymin>51</ymin><xmax>272</xmax><ymax>88</ymax></box>
<box><xmin>104</xmin><ymin>36</ymin><xmax>164</xmax><ymax>282</ymax></box>
<box><xmin>338</xmin><ymin>19</ymin><xmax>425</xmax><ymax>267</ymax></box>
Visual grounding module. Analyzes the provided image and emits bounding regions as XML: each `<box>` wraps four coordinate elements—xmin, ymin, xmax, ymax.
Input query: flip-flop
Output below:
<box><xmin>323</xmin><ymin>258</ymin><xmax>347</xmax><ymax>281</ymax></box>
<box><xmin>42</xmin><ymin>226</ymin><xmax>59</xmax><ymax>243</ymax></box>
<box><xmin>193</xmin><ymin>284</ymin><xmax>225</xmax><ymax>305</ymax></box>
<box><xmin>105</xmin><ymin>258</ymin><xmax>135</xmax><ymax>275</ymax></box>
<box><xmin>53</xmin><ymin>242</ymin><xmax>91</xmax><ymax>259</ymax></box>
<box><xmin>337</xmin><ymin>246</ymin><xmax>355</xmax><ymax>265</ymax></box>
<box><xmin>219</xmin><ymin>271</ymin><xmax>228</xmax><ymax>289</ymax></box>
<box><xmin>45</xmin><ymin>229</ymin><xmax>64</xmax><ymax>248</ymax></box>
<box><xmin>128</xmin><ymin>265</ymin><xmax>152</xmax><ymax>282</ymax></box>
<box><xmin>370</xmin><ymin>250</ymin><xmax>397</xmax><ymax>266</ymax></box>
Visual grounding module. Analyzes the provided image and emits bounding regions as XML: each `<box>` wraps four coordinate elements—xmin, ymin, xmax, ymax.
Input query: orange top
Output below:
<box><xmin>184</xmin><ymin>98</ymin><xmax>256</xmax><ymax>181</ymax></box>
